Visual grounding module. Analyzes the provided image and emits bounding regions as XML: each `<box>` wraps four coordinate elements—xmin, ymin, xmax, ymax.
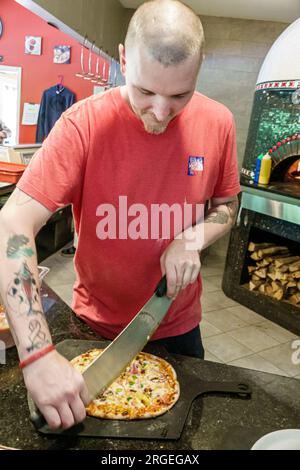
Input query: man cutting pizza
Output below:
<box><xmin>0</xmin><ymin>0</ymin><xmax>240</xmax><ymax>430</ymax></box>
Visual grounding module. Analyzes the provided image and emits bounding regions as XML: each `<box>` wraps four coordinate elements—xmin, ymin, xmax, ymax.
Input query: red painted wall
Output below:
<box><xmin>0</xmin><ymin>0</ymin><xmax>108</xmax><ymax>143</ymax></box>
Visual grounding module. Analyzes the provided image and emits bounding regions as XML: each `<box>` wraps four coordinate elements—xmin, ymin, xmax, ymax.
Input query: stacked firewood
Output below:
<box><xmin>247</xmin><ymin>242</ymin><xmax>300</xmax><ymax>305</ymax></box>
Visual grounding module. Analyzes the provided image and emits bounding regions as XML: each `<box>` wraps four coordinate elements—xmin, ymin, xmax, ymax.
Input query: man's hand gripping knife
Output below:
<box><xmin>160</xmin><ymin>197</ymin><xmax>238</xmax><ymax>298</ymax></box>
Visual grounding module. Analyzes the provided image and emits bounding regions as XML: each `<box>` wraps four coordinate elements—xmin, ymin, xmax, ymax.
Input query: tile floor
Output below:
<box><xmin>41</xmin><ymin>249</ymin><xmax>300</xmax><ymax>379</ymax></box>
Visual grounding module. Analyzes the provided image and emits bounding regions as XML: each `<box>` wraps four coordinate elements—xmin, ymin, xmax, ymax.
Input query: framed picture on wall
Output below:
<box><xmin>54</xmin><ymin>45</ymin><xmax>71</xmax><ymax>64</ymax></box>
<box><xmin>25</xmin><ymin>36</ymin><xmax>42</xmax><ymax>55</ymax></box>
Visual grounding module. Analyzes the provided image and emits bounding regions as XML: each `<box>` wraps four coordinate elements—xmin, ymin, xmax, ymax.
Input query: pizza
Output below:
<box><xmin>71</xmin><ymin>348</ymin><xmax>180</xmax><ymax>420</ymax></box>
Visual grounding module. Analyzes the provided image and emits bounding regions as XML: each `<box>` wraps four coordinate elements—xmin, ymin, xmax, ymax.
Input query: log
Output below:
<box><xmin>256</xmin><ymin>259</ymin><xmax>271</xmax><ymax>268</ymax></box>
<box><xmin>271</xmin><ymin>281</ymin><xmax>281</xmax><ymax>292</ymax></box>
<box><xmin>288</xmin><ymin>292</ymin><xmax>300</xmax><ymax>304</ymax></box>
<box><xmin>265</xmin><ymin>284</ymin><xmax>275</xmax><ymax>297</ymax></box>
<box><xmin>286</xmin><ymin>281</ymin><xmax>297</xmax><ymax>288</ymax></box>
<box><xmin>267</xmin><ymin>271</ymin><xmax>291</xmax><ymax>281</ymax></box>
<box><xmin>273</xmin><ymin>288</ymin><xmax>284</xmax><ymax>301</ymax></box>
<box><xmin>248</xmin><ymin>265</ymin><xmax>257</xmax><ymax>274</ymax></box>
<box><xmin>274</xmin><ymin>256</ymin><xmax>300</xmax><ymax>268</ymax></box>
<box><xmin>265</xmin><ymin>253</ymin><xmax>292</xmax><ymax>263</ymax></box>
<box><xmin>291</xmin><ymin>271</ymin><xmax>300</xmax><ymax>279</ymax></box>
<box><xmin>258</xmin><ymin>283</ymin><xmax>266</xmax><ymax>294</ymax></box>
<box><xmin>267</xmin><ymin>271</ymin><xmax>277</xmax><ymax>281</ymax></box>
<box><xmin>251</xmin><ymin>274</ymin><xmax>261</xmax><ymax>282</ymax></box>
<box><xmin>257</xmin><ymin>246</ymin><xmax>289</xmax><ymax>258</ymax></box>
<box><xmin>254</xmin><ymin>268</ymin><xmax>267</xmax><ymax>279</ymax></box>
<box><xmin>248</xmin><ymin>242</ymin><xmax>275</xmax><ymax>252</ymax></box>
<box><xmin>249</xmin><ymin>280</ymin><xmax>263</xmax><ymax>291</ymax></box>
<box><xmin>289</xmin><ymin>260</ymin><xmax>300</xmax><ymax>272</ymax></box>
<box><xmin>251</xmin><ymin>246</ymin><xmax>289</xmax><ymax>260</ymax></box>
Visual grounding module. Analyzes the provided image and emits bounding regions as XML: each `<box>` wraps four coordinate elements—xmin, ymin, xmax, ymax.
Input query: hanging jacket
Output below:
<box><xmin>36</xmin><ymin>85</ymin><xmax>75</xmax><ymax>143</ymax></box>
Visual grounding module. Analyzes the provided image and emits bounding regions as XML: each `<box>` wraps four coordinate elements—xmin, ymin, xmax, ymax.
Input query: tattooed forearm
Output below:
<box><xmin>7</xmin><ymin>234</ymin><xmax>34</xmax><ymax>259</ymax></box>
<box><xmin>27</xmin><ymin>319</ymin><xmax>50</xmax><ymax>353</ymax></box>
<box><xmin>6</xmin><ymin>262</ymin><xmax>42</xmax><ymax>317</ymax></box>
<box><xmin>2</xmin><ymin>230</ymin><xmax>51</xmax><ymax>355</ymax></box>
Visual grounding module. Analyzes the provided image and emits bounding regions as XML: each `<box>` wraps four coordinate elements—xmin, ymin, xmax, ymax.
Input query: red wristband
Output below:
<box><xmin>19</xmin><ymin>344</ymin><xmax>55</xmax><ymax>369</ymax></box>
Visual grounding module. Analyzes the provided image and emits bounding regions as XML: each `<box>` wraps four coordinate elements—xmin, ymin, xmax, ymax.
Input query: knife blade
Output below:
<box><xmin>29</xmin><ymin>275</ymin><xmax>172</xmax><ymax>429</ymax></box>
<box><xmin>83</xmin><ymin>275</ymin><xmax>172</xmax><ymax>400</ymax></box>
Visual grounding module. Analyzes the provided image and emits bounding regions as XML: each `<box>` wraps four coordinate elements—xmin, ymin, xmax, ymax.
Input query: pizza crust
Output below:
<box><xmin>71</xmin><ymin>349</ymin><xmax>180</xmax><ymax>420</ymax></box>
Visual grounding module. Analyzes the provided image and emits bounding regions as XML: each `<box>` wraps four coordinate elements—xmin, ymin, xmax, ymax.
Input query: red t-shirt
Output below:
<box><xmin>17</xmin><ymin>87</ymin><xmax>240</xmax><ymax>340</ymax></box>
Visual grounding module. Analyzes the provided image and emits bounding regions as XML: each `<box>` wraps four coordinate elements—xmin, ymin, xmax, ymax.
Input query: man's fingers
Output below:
<box><xmin>41</xmin><ymin>405</ymin><xmax>61</xmax><ymax>430</ymax></box>
<box><xmin>69</xmin><ymin>395</ymin><xmax>87</xmax><ymax>424</ymax></box>
<box><xmin>190</xmin><ymin>263</ymin><xmax>200</xmax><ymax>284</ymax></box>
<box><xmin>165</xmin><ymin>264</ymin><xmax>178</xmax><ymax>298</ymax></box>
<box><xmin>182</xmin><ymin>264</ymin><xmax>194</xmax><ymax>289</ymax></box>
<box><xmin>57</xmin><ymin>403</ymin><xmax>76</xmax><ymax>430</ymax></box>
<box><xmin>80</xmin><ymin>382</ymin><xmax>91</xmax><ymax>406</ymax></box>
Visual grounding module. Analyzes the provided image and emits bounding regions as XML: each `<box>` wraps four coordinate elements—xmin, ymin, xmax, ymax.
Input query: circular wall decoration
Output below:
<box><xmin>0</xmin><ymin>18</ymin><xmax>3</xmax><ymax>38</ymax></box>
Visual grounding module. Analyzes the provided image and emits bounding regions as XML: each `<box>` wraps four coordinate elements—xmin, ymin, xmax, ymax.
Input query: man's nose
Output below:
<box><xmin>152</xmin><ymin>98</ymin><xmax>171</xmax><ymax>122</ymax></box>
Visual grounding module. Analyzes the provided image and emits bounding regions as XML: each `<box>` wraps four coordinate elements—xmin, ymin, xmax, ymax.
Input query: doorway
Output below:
<box><xmin>0</xmin><ymin>65</ymin><xmax>22</xmax><ymax>145</ymax></box>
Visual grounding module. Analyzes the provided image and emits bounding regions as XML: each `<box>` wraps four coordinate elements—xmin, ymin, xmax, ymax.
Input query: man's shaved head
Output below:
<box><xmin>125</xmin><ymin>0</ymin><xmax>205</xmax><ymax>67</ymax></box>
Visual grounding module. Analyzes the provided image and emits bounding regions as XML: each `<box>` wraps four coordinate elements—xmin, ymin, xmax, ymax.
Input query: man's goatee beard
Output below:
<box><xmin>143</xmin><ymin>122</ymin><xmax>168</xmax><ymax>135</ymax></box>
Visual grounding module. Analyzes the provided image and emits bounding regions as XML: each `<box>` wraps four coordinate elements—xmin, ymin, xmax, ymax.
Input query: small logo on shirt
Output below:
<box><xmin>187</xmin><ymin>156</ymin><xmax>204</xmax><ymax>176</ymax></box>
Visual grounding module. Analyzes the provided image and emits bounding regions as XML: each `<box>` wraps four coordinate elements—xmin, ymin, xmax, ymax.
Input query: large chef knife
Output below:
<box><xmin>29</xmin><ymin>275</ymin><xmax>172</xmax><ymax>429</ymax></box>
<box><xmin>82</xmin><ymin>275</ymin><xmax>171</xmax><ymax>401</ymax></box>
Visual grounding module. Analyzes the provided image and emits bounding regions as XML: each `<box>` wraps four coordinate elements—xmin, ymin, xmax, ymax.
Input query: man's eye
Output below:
<box><xmin>140</xmin><ymin>89</ymin><xmax>154</xmax><ymax>95</ymax></box>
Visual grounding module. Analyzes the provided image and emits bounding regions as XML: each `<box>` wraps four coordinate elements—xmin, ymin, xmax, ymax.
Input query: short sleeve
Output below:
<box><xmin>212</xmin><ymin>117</ymin><xmax>240</xmax><ymax>198</ymax></box>
<box><xmin>17</xmin><ymin>113</ymin><xmax>86</xmax><ymax>212</ymax></box>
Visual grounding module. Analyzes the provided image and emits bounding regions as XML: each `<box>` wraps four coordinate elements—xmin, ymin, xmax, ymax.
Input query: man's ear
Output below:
<box><xmin>119</xmin><ymin>44</ymin><xmax>126</xmax><ymax>76</ymax></box>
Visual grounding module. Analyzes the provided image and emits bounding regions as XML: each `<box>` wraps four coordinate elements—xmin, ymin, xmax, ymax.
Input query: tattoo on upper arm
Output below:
<box><xmin>225</xmin><ymin>200</ymin><xmax>238</xmax><ymax>216</ymax></box>
<box><xmin>205</xmin><ymin>211</ymin><xmax>229</xmax><ymax>224</ymax></box>
<box><xmin>204</xmin><ymin>200</ymin><xmax>238</xmax><ymax>225</ymax></box>
<box><xmin>7</xmin><ymin>234</ymin><xmax>34</xmax><ymax>259</ymax></box>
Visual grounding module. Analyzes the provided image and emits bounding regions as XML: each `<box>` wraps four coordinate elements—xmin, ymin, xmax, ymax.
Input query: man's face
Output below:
<box><xmin>120</xmin><ymin>45</ymin><xmax>200</xmax><ymax>135</ymax></box>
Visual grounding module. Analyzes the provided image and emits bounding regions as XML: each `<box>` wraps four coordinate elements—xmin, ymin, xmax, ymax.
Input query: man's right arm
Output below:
<box><xmin>0</xmin><ymin>189</ymin><xmax>89</xmax><ymax>429</ymax></box>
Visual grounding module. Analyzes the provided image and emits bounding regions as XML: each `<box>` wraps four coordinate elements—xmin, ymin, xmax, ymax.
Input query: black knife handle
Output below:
<box><xmin>155</xmin><ymin>276</ymin><xmax>167</xmax><ymax>297</ymax></box>
<box><xmin>28</xmin><ymin>393</ymin><xmax>47</xmax><ymax>429</ymax></box>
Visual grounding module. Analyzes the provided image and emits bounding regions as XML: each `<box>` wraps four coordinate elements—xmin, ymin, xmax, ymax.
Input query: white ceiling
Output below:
<box><xmin>119</xmin><ymin>0</ymin><xmax>300</xmax><ymax>23</ymax></box>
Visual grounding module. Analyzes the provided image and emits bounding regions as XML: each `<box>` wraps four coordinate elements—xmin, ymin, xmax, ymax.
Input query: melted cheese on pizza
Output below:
<box><xmin>71</xmin><ymin>349</ymin><xmax>180</xmax><ymax>419</ymax></box>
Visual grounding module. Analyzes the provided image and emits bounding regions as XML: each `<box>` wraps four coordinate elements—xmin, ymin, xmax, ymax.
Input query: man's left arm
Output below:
<box><xmin>160</xmin><ymin>195</ymin><xmax>239</xmax><ymax>298</ymax></box>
